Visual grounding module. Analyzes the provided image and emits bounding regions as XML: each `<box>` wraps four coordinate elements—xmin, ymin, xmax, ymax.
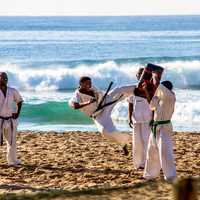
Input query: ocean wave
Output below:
<box><xmin>1</xmin><ymin>59</ymin><xmax>200</xmax><ymax>91</ymax></box>
<box><xmin>18</xmin><ymin>93</ymin><xmax>200</xmax><ymax>132</ymax></box>
<box><xmin>1</xmin><ymin>30</ymin><xmax>200</xmax><ymax>41</ymax></box>
<box><xmin>21</xmin><ymin>102</ymin><xmax>92</xmax><ymax>124</ymax></box>
<box><xmin>7</xmin><ymin>55</ymin><xmax>200</xmax><ymax>68</ymax></box>
<box><xmin>111</xmin><ymin>97</ymin><xmax>200</xmax><ymax>124</ymax></box>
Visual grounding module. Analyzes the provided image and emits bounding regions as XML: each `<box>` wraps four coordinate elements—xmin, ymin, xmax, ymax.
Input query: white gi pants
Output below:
<box><xmin>132</xmin><ymin>123</ymin><xmax>150</xmax><ymax>169</ymax></box>
<box><xmin>143</xmin><ymin>125</ymin><xmax>176</xmax><ymax>180</ymax></box>
<box><xmin>0</xmin><ymin>119</ymin><xmax>19</xmax><ymax>165</ymax></box>
<box><xmin>94</xmin><ymin>85</ymin><xmax>135</xmax><ymax>145</ymax></box>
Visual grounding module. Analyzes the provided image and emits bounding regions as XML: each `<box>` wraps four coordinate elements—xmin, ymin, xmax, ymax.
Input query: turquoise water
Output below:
<box><xmin>17</xmin><ymin>89</ymin><xmax>200</xmax><ymax>132</ymax></box>
<box><xmin>0</xmin><ymin>16</ymin><xmax>200</xmax><ymax>132</ymax></box>
<box><xmin>21</xmin><ymin>102</ymin><xmax>92</xmax><ymax>124</ymax></box>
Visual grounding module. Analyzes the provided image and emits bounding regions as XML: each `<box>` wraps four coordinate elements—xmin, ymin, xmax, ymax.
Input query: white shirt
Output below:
<box><xmin>128</xmin><ymin>95</ymin><xmax>152</xmax><ymax>123</ymax></box>
<box><xmin>150</xmin><ymin>84</ymin><xmax>176</xmax><ymax>121</ymax></box>
<box><xmin>68</xmin><ymin>87</ymin><xmax>104</xmax><ymax>117</ymax></box>
<box><xmin>0</xmin><ymin>87</ymin><xmax>23</xmax><ymax>117</ymax></box>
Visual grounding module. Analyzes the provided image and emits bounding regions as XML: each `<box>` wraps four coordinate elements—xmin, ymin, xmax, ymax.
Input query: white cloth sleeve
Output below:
<box><xmin>13</xmin><ymin>89</ymin><xmax>23</xmax><ymax>103</ymax></box>
<box><xmin>150</xmin><ymin>96</ymin><xmax>159</xmax><ymax>110</ymax></box>
<box><xmin>68</xmin><ymin>91</ymin><xmax>81</xmax><ymax>107</ymax></box>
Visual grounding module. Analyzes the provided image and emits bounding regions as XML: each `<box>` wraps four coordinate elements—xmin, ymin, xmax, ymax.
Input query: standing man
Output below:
<box><xmin>0</xmin><ymin>72</ymin><xmax>23</xmax><ymax>166</ymax></box>
<box><xmin>69</xmin><ymin>76</ymin><xmax>136</xmax><ymax>155</ymax></box>
<box><xmin>143</xmin><ymin>81</ymin><xmax>176</xmax><ymax>181</ymax></box>
<box><xmin>128</xmin><ymin>68</ymin><xmax>152</xmax><ymax>169</ymax></box>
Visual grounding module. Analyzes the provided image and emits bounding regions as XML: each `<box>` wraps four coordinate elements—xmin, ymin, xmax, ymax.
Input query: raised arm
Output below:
<box><xmin>141</xmin><ymin>82</ymin><xmax>151</xmax><ymax>103</ymax></box>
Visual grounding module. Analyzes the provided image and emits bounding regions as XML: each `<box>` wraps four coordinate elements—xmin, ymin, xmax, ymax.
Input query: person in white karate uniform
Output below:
<box><xmin>0</xmin><ymin>72</ymin><xmax>23</xmax><ymax>166</ymax></box>
<box><xmin>128</xmin><ymin>68</ymin><xmax>152</xmax><ymax>169</ymax></box>
<box><xmin>69</xmin><ymin>76</ymin><xmax>136</xmax><ymax>155</ymax></box>
<box><xmin>143</xmin><ymin>80</ymin><xmax>176</xmax><ymax>181</ymax></box>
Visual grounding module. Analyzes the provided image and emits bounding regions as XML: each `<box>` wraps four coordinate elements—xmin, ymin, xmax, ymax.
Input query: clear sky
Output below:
<box><xmin>0</xmin><ymin>0</ymin><xmax>200</xmax><ymax>16</ymax></box>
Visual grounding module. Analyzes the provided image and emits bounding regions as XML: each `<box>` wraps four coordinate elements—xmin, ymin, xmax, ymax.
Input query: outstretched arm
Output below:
<box><xmin>71</xmin><ymin>98</ymin><xmax>96</xmax><ymax>109</ymax></box>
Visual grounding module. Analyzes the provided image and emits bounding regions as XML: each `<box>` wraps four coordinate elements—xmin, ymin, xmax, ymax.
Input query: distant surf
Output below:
<box><xmin>1</xmin><ymin>59</ymin><xmax>200</xmax><ymax>91</ymax></box>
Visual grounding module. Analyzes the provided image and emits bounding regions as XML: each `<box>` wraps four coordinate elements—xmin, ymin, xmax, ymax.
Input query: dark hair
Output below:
<box><xmin>138</xmin><ymin>68</ymin><xmax>144</xmax><ymax>73</ymax></box>
<box><xmin>136</xmin><ymin>68</ymin><xmax>144</xmax><ymax>80</ymax></box>
<box><xmin>161</xmin><ymin>80</ymin><xmax>173</xmax><ymax>90</ymax></box>
<box><xmin>0</xmin><ymin>72</ymin><xmax>7</xmax><ymax>76</ymax></box>
<box><xmin>79</xmin><ymin>76</ymin><xmax>91</xmax><ymax>84</ymax></box>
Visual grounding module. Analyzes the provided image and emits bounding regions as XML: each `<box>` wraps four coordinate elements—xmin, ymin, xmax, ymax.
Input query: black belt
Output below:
<box><xmin>0</xmin><ymin>116</ymin><xmax>14</xmax><ymax>146</ymax></box>
<box><xmin>92</xmin><ymin>82</ymin><xmax>123</xmax><ymax>118</ymax></box>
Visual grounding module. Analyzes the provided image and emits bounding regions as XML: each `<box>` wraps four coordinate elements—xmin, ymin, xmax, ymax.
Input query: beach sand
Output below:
<box><xmin>0</xmin><ymin>131</ymin><xmax>199</xmax><ymax>199</ymax></box>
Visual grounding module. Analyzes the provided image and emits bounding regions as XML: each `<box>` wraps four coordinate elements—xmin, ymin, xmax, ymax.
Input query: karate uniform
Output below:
<box><xmin>0</xmin><ymin>87</ymin><xmax>23</xmax><ymax>165</ymax></box>
<box><xmin>69</xmin><ymin>85</ymin><xmax>135</xmax><ymax>145</ymax></box>
<box><xmin>143</xmin><ymin>84</ymin><xmax>176</xmax><ymax>181</ymax></box>
<box><xmin>128</xmin><ymin>95</ymin><xmax>152</xmax><ymax>169</ymax></box>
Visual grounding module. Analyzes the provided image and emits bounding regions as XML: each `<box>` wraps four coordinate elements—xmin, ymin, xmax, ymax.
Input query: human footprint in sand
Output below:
<box><xmin>69</xmin><ymin>76</ymin><xmax>136</xmax><ymax>155</ymax></box>
<box><xmin>0</xmin><ymin>72</ymin><xmax>23</xmax><ymax>166</ymax></box>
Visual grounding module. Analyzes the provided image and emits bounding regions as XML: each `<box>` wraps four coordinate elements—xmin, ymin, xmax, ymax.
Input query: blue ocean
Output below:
<box><xmin>1</xmin><ymin>16</ymin><xmax>200</xmax><ymax>132</ymax></box>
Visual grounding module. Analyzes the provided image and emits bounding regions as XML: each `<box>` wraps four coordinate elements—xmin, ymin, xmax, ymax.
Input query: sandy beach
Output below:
<box><xmin>0</xmin><ymin>131</ymin><xmax>199</xmax><ymax>199</ymax></box>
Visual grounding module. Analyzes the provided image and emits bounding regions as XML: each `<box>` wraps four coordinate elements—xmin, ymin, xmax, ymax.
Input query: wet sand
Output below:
<box><xmin>0</xmin><ymin>131</ymin><xmax>199</xmax><ymax>199</ymax></box>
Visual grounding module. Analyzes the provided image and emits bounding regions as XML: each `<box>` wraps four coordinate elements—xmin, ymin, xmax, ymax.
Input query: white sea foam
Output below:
<box><xmin>1</xmin><ymin>60</ymin><xmax>200</xmax><ymax>91</ymax></box>
<box><xmin>111</xmin><ymin>89</ymin><xmax>200</xmax><ymax>131</ymax></box>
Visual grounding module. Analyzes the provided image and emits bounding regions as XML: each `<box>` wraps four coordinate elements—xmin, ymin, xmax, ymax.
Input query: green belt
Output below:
<box><xmin>150</xmin><ymin>120</ymin><xmax>171</xmax><ymax>138</ymax></box>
